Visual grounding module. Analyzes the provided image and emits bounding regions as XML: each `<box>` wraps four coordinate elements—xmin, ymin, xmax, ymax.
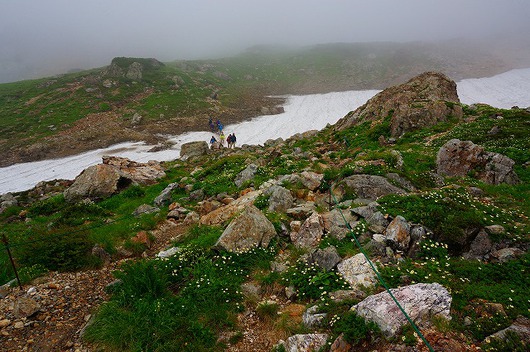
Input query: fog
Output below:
<box><xmin>1</xmin><ymin>0</ymin><xmax>530</xmax><ymax>83</ymax></box>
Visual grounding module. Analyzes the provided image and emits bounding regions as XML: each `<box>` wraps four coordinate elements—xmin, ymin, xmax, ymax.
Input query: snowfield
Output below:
<box><xmin>1</xmin><ymin>68</ymin><xmax>529</xmax><ymax>194</ymax></box>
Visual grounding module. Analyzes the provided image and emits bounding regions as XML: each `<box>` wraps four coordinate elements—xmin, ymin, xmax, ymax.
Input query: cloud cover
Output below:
<box><xmin>1</xmin><ymin>0</ymin><xmax>530</xmax><ymax>82</ymax></box>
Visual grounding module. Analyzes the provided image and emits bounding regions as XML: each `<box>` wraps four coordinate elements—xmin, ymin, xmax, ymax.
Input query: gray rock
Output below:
<box><xmin>91</xmin><ymin>245</ymin><xmax>111</xmax><ymax>264</ymax></box>
<box><xmin>337</xmin><ymin>253</ymin><xmax>377</xmax><ymax>289</ymax></box>
<box><xmin>180</xmin><ymin>141</ymin><xmax>209</xmax><ymax>160</ymax></box>
<box><xmin>240</xmin><ymin>282</ymin><xmax>261</xmax><ymax>301</ymax></box>
<box><xmin>386</xmin><ymin>173</ymin><xmax>416</xmax><ymax>191</ymax></box>
<box><xmin>329</xmin><ymin>289</ymin><xmax>366</xmax><ymax>303</ymax></box>
<box><xmin>126</xmin><ymin>62</ymin><xmax>143</xmax><ymax>80</ymax></box>
<box><xmin>490</xmin><ymin>248</ymin><xmax>524</xmax><ymax>263</ymax></box>
<box><xmin>321</xmin><ymin>209</ymin><xmax>357</xmax><ymax>240</ymax></box>
<box><xmin>485</xmin><ymin>225</ymin><xmax>505</xmax><ymax>235</ymax></box>
<box><xmin>351</xmin><ymin>202</ymin><xmax>380</xmax><ymax>219</ymax></box>
<box><xmin>64</xmin><ymin>164</ymin><xmax>121</xmax><ymax>202</ymax></box>
<box><xmin>283</xmin><ymin>333</ymin><xmax>329</xmax><ymax>352</ymax></box>
<box><xmin>131</xmin><ymin>112</ymin><xmax>142</xmax><ymax>125</ymax></box>
<box><xmin>215</xmin><ymin>205</ymin><xmax>276</xmax><ymax>252</ymax></box>
<box><xmin>366</xmin><ymin>211</ymin><xmax>389</xmax><ymax>233</ymax></box>
<box><xmin>486</xmin><ymin>316</ymin><xmax>530</xmax><ymax>345</ymax></box>
<box><xmin>154</xmin><ymin>183</ymin><xmax>179</xmax><ymax>206</ymax></box>
<box><xmin>265</xmin><ymin>185</ymin><xmax>294</xmax><ymax>213</ymax></box>
<box><xmin>183</xmin><ymin>211</ymin><xmax>200</xmax><ymax>225</ymax></box>
<box><xmin>290</xmin><ymin>212</ymin><xmax>324</xmax><ymax>249</ymax></box>
<box><xmin>437</xmin><ymin>139</ymin><xmax>519</xmax><ymax>185</ymax></box>
<box><xmin>309</xmin><ymin>246</ymin><xmax>342</xmax><ymax>271</ymax></box>
<box><xmin>235</xmin><ymin>163</ymin><xmax>258</xmax><ymax>187</ymax></box>
<box><xmin>341</xmin><ymin>174</ymin><xmax>406</xmax><ymax>201</ymax></box>
<box><xmin>133</xmin><ymin>204</ymin><xmax>159</xmax><ymax>217</ymax></box>
<box><xmin>463</xmin><ymin>230</ymin><xmax>492</xmax><ymax>260</ymax></box>
<box><xmin>354</xmin><ymin>283</ymin><xmax>452</xmax><ymax>338</ymax></box>
<box><xmin>303</xmin><ymin>305</ymin><xmax>327</xmax><ymax>328</ymax></box>
<box><xmin>156</xmin><ymin>247</ymin><xmax>180</xmax><ymax>259</ymax></box>
<box><xmin>189</xmin><ymin>189</ymin><xmax>205</xmax><ymax>201</ymax></box>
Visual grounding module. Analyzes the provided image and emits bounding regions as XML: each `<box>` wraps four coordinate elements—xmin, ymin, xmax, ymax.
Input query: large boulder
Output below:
<box><xmin>64</xmin><ymin>157</ymin><xmax>165</xmax><ymax>202</ymax></box>
<box><xmin>354</xmin><ymin>283</ymin><xmax>452</xmax><ymax>338</ymax></box>
<box><xmin>215</xmin><ymin>205</ymin><xmax>276</xmax><ymax>252</ymax></box>
<box><xmin>339</xmin><ymin>175</ymin><xmax>406</xmax><ymax>201</ymax></box>
<box><xmin>180</xmin><ymin>141</ymin><xmax>209</xmax><ymax>160</ymax></box>
<box><xmin>436</xmin><ymin>139</ymin><xmax>519</xmax><ymax>185</ymax></box>
<box><xmin>335</xmin><ymin>72</ymin><xmax>463</xmax><ymax>137</ymax></box>
<box><xmin>64</xmin><ymin>164</ymin><xmax>121</xmax><ymax>202</ymax></box>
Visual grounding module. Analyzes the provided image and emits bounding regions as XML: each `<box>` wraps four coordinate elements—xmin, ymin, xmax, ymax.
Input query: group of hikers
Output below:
<box><xmin>208</xmin><ymin>117</ymin><xmax>237</xmax><ymax>149</ymax></box>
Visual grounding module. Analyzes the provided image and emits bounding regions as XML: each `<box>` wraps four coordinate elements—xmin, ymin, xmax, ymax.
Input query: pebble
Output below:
<box><xmin>0</xmin><ymin>318</ymin><xmax>11</xmax><ymax>328</ymax></box>
<box><xmin>14</xmin><ymin>321</ymin><xmax>24</xmax><ymax>329</ymax></box>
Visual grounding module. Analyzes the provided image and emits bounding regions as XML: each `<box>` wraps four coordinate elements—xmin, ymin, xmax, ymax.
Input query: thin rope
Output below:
<box><xmin>328</xmin><ymin>180</ymin><xmax>435</xmax><ymax>352</ymax></box>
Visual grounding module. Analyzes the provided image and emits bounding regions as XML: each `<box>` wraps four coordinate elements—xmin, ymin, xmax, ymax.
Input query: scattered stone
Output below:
<box><xmin>235</xmin><ymin>164</ymin><xmax>258</xmax><ymax>187</ymax></box>
<box><xmin>133</xmin><ymin>204</ymin><xmax>159</xmax><ymax>217</ymax></box>
<box><xmin>265</xmin><ymin>185</ymin><xmax>294</xmax><ymax>213</ymax></box>
<box><xmin>14</xmin><ymin>296</ymin><xmax>41</xmax><ymax>318</ymax></box>
<box><xmin>328</xmin><ymin>289</ymin><xmax>366</xmax><ymax>303</ymax></box>
<box><xmin>299</xmin><ymin>171</ymin><xmax>323</xmax><ymax>191</ymax></box>
<box><xmin>290</xmin><ymin>212</ymin><xmax>324</xmax><ymax>249</ymax></box>
<box><xmin>490</xmin><ymin>248</ymin><xmax>524</xmax><ymax>263</ymax></box>
<box><xmin>156</xmin><ymin>247</ymin><xmax>180</xmax><ymax>259</ymax></box>
<box><xmin>485</xmin><ymin>225</ymin><xmax>505</xmax><ymax>235</ymax></box>
<box><xmin>384</xmin><ymin>215</ymin><xmax>411</xmax><ymax>251</ymax></box>
<box><xmin>154</xmin><ymin>183</ymin><xmax>179</xmax><ymax>206</ymax></box>
<box><xmin>463</xmin><ymin>230</ymin><xmax>492</xmax><ymax>260</ymax></box>
<box><xmin>340</xmin><ymin>174</ymin><xmax>406</xmax><ymax>201</ymax></box>
<box><xmin>486</xmin><ymin>316</ymin><xmax>530</xmax><ymax>346</ymax></box>
<box><xmin>303</xmin><ymin>305</ymin><xmax>327</xmax><ymax>328</ymax></box>
<box><xmin>0</xmin><ymin>319</ymin><xmax>11</xmax><ymax>328</ymax></box>
<box><xmin>309</xmin><ymin>246</ymin><xmax>342</xmax><ymax>271</ymax></box>
<box><xmin>286</xmin><ymin>202</ymin><xmax>316</xmax><ymax>220</ymax></box>
<box><xmin>282</xmin><ymin>333</ymin><xmax>329</xmax><ymax>352</ymax></box>
<box><xmin>336</xmin><ymin>253</ymin><xmax>377</xmax><ymax>288</ymax></box>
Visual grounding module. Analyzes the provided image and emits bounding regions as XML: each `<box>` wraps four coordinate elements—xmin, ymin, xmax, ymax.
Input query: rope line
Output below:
<box><xmin>327</xmin><ymin>178</ymin><xmax>435</xmax><ymax>351</ymax></box>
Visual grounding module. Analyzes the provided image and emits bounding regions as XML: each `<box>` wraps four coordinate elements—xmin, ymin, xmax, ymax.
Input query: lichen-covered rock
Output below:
<box><xmin>282</xmin><ymin>333</ymin><xmax>329</xmax><ymax>352</ymax></box>
<box><xmin>309</xmin><ymin>246</ymin><xmax>342</xmax><ymax>271</ymax></box>
<box><xmin>336</xmin><ymin>253</ymin><xmax>377</xmax><ymax>288</ymax></box>
<box><xmin>354</xmin><ymin>283</ymin><xmax>451</xmax><ymax>338</ymax></box>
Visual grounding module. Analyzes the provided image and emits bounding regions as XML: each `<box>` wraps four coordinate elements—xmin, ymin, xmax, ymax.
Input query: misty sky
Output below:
<box><xmin>1</xmin><ymin>0</ymin><xmax>530</xmax><ymax>82</ymax></box>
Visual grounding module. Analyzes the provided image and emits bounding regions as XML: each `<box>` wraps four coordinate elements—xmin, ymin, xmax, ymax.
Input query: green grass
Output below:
<box><xmin>84</xmin><ymin>245</ymin><xmax>276</xmax><ymax>351</ymax></box>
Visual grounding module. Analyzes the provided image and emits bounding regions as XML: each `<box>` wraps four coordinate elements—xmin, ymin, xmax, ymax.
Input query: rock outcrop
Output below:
<box><xmin>436</xmin><ymin>139</ymin><xmax>519</xmax><ymax>184</ymax></box>
<box><xmin>335</xmin><ymin>72</ymin><xmax>463</xmax><ymax>137</ymax></box>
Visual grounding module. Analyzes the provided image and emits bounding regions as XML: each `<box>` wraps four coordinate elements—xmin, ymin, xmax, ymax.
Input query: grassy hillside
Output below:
<box><xmin>1</xmin><ymin>98</ymin><xmax>528</xmax><ymax>350</ymax></box>
<box><xmin>0</xmin><ymin>40</ymin><xmax>520</xmax><ymax>167</ymax></box>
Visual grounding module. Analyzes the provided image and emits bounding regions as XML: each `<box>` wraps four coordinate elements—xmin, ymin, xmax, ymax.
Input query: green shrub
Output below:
<box><xmin>28</xmin><ymin>194</ymin><xmax>66</xmax><ymax>217</ymax></box>
<box><xmin>331</xmin><ymin>310</ymin><xmax>379</xmax><ymax>346</ymax></box>
<box><xmin>16</xmin><ymin>229</ymin><xmax>98</xmax><ymax>272</ymax></box>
